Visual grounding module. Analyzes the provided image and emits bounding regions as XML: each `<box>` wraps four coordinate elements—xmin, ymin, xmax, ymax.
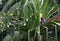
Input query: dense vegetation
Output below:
<box><xmin>0</xmin><ymin>0</ymin><xmax>60</xmax><ymax>41</ymax></box>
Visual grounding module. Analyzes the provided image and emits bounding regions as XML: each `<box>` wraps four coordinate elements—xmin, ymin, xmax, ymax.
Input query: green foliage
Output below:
<box><xmin>0</xmin><ymin>0</ymin><xmax>60</xmax><ymax>41</ymax></box>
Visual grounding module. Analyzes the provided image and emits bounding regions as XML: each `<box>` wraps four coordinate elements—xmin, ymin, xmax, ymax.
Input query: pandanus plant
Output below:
<box><xmin>0</xmin><ymin>0</ymin><xmax>60</xmax><ymax>41</ymax></box>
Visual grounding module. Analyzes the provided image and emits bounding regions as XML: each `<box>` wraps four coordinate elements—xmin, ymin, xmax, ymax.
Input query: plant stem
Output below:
<box><xmin>34</xmin><ymin>28</ymin><xmax>36</xmax><ymax>41</ymax></box>
<box><xmin>55</xmin><ymin>25</ymin><xmax>58</xmax><ymax>41</ymax></box>
<box><xmin>46</xmin><ymin>27</ymin><xmax>48</xmax><ymax>41</ymax></box>
<box><xmin>28</xmin><ymin>31</ymin><xmax>30</xmax><ymax>41</ymax></box>
<box><xmin>37</xmin><ymin>25</ymin><xmax>40</xmax><ymax>41</ymax></box>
